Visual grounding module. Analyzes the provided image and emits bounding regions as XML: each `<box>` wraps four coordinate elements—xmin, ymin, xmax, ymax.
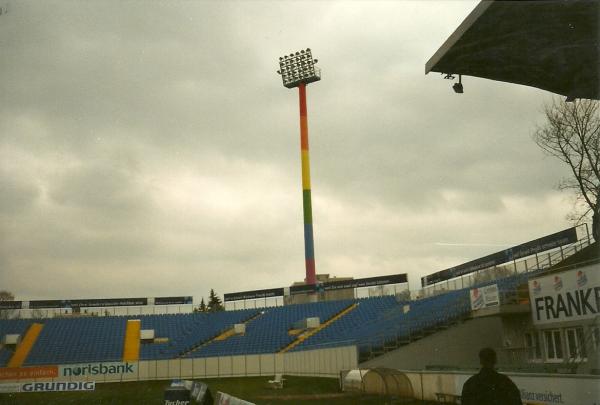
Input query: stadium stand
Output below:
<box><xmin>186</xmin><ymin>300</ymin><xmax>352</xmax><ymax>358</ymax></box>
<box><xmin>122</xmin><ymin>319</ymin><xmax>141</xmax><ymax>361</ymax></box>
<box><xmin>0</xmin><ymin>319</ymin><xmax>36</xmax><ymax>367</ymax></box>
<box><xmin>138</xmin><ymin>309</ymin><xmax>258</xmax><ymax>360</ymax></box>
<box><xmin>7</xmin><ymin>323</ymin><xmax>44</xmax><ymax>367</ymax></box>
<box><xmin>0</xmin><ymin>270</ymin><xmax>540</xmax><ymax>367</ymax></box>
<box><xmin>24</xmin><ymin>317</ymin><xmax>127</xmax><ymax>365</ymax></box>
<box><xmin>291</xmin><ymin>295</ymin><xmax>399</xmax><ymax>351</ymax></box>
<box><xmin>0</xmin><ymin>349</ymin><xmax>12</xmax><ymax>367</ymax></box>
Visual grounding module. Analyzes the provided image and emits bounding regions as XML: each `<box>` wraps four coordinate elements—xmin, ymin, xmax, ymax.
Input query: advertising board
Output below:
<box><xmin>422</xmin><ymin>227</ymin><xmax>578</xmax><ymax>286</ymax></box>
<box><xmin>224</xmin><ymin>274</ymin><xmax>407</xmax><ymax>301</ymax></box>
<box><xmin>59</xmin><ymin>362</ymin><xmax>137</xmax><ymax>377</ymax></box>
<box><xmin>529</xmin><ymin>265</ymin><xmax>600</xmax><ymax>325</ymax></box>
<box><xmin>470</xmin><ymin>284</ymin><xmax>500</xmax><ymax>310</ymax></box>
<box><xmin>0</xmin><ymin>381</ymin><xmax>95</xmax><ymax>393</ymax></box>
<box><xmin>455</xmin><ymin>373</ymin><xmax>599</xmax><ymax>405</ymax></box>
<box><xmin>0</xmin><ymin>366</ymin><xmax>58</xmax><ymax>380</ymax></box>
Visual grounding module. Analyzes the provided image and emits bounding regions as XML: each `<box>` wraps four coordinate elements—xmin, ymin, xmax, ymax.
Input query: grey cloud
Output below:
<box><xmin>0</xmin><ymin>170</ymin><xmax>39</xmax><ymax>215</ymax></box>
<box><xmin>0</xmin><ymin>1</ymin><xmax>577</xmax><ymax>300</ymax></box>
<box><xmin>49</xmin><ymin>162</ymin><xmax>145</xmax><ymax>214</ymax></box>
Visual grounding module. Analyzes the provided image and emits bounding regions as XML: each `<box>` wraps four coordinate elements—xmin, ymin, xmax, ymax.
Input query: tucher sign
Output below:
<box><xmin>529</xmin><ymin>265</ymin><xmax>600</xmax><ymax>325</ymax></box>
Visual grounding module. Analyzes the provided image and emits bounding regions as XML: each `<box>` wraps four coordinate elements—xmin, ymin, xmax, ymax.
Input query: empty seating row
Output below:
<box><xmin>187</xmin><ymin>300</ymin><xmax>353</xmax><ymax>358</ymax></box>
<box><xmin>136</xmin><ymin>310</ymin><xmax>258</xmax><ymax>360</ymax></box>
<box><xmin>0</xmin><ymin>319</ymin><xmax>35</xmax><ymax>366</ymax></box>
<box><xmin>25</xmin><ymin>317</ymin><xmax>127</xmax><ymax>365</ymax></box>
<box><xmin>0</xmin><ymin>271</ymin><xmax>532</xmax><ymax>365</ymax></box>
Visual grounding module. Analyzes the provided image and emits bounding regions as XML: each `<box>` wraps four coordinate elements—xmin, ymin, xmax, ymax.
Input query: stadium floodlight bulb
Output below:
<box><xmin>453</xmin><ymin>75</ymin><xmax>464</xmax><ymax>94</ymax></box>
<box><xmin>277</xmin><ymin>48</ymin><xmax>321</xmax><ymax>89</ymax></box>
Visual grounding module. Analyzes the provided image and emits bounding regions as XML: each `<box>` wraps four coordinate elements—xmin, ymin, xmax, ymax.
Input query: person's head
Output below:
<box><xmin>479</xmin><ymin>347</ymin><xmax>497</xmax><ymax>368</ymax></box>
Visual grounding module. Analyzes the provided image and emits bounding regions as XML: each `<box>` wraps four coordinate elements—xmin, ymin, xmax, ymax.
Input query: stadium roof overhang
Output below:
<box><xmin>425</xmin><ymin>0</ymin><xmax>600</xmax><ymax>100</ymax></box>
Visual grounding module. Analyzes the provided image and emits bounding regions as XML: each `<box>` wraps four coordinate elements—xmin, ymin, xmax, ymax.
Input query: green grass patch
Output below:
<box><xmin>0</xmin><ymin>376</ymin><xmax>437</xmax><ymax>404</ymax></box>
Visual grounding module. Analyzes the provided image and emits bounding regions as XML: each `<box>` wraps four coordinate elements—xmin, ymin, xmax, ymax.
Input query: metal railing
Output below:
<box><xmin>413</xmin><ymin>226</ymin><xmax>593</xmax><ymax>300</ymax></box>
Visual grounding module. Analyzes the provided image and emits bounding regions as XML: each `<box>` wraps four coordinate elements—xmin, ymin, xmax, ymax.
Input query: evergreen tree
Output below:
<box><xmin>207</xmin><ymin>289</ymin><xmax>224</xmax><ymax>312</ymax></box>
<box><xmin>199</xmin><ymin>297</ymin><xmax>207</xmax><ymax>312</ymax></box>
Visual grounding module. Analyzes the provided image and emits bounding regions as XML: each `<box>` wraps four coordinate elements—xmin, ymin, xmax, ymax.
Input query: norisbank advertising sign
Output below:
<box><xmin>59</xmin><ymin>362</ymin><xmax>137</xmax><ymax>377</ymax></box>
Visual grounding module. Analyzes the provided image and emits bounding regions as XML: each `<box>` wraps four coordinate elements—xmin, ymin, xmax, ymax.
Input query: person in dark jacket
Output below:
<box><xmin>461</xmin><ymin>347</ymin><xmax>523</xmax><ymax>405</ymax></box>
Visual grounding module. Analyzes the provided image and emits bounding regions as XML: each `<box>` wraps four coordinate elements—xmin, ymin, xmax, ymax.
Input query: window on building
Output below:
<box><xmin>544</xmin><ymin>329</ymin><xmax>563</xmax><ymax>361</ymax></box>
<box><xmin>566</xmin><ymin>327</ymin><xmax>587</xmax><ymax>361</ymax></box>
<box><xmin>592</xmin><ymin>326</ymin><xmax>600</xmax><ymax>349</ymax></box>
<box><xmin>525</xmin><ymin>331</ymin><xmax>542</xmax><ymax>361</ymax></box>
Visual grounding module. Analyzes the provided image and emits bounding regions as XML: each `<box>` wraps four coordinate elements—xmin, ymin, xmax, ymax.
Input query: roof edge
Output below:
<box><xmin>425</xmin><ymin>0</ymin><xmax>494</xmax><ymax>75</ymax></box>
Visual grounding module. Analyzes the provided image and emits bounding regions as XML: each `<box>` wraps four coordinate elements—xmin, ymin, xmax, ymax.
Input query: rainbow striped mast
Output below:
<box><xmin>277</xmin><ymin>49</ymin><xmax>321</xmax><ymax>286</ymax></box>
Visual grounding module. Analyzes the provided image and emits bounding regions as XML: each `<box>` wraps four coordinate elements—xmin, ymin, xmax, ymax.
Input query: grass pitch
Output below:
<box><xmin>0</xmin><ymin>376</ymin><xmax>437</xmax><ymax>404</ymax></box>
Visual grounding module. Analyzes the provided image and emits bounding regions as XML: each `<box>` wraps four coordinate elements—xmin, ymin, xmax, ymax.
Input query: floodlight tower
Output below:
<box><xmin>277</xmin><ymin>48</ymin><xmax>321</xmax><ymax>286</ymax></box>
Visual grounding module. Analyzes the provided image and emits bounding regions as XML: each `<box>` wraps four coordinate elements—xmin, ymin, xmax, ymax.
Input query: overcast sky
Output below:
<box><xmin>0</xmin><ymin>0</ymin><xmax>575</xmax><ymax>302</ymax></box>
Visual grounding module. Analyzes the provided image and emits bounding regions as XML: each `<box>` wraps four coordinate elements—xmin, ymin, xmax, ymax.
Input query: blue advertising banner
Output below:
<box><xmin>421</xmin><ymin>227</ymin><xmax>578</xmax><ymax>287</ymax></box>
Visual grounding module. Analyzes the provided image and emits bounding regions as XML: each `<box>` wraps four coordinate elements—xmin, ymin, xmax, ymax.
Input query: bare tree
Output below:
<box><xmin>0</xmin><ymin>290</ymin><xmax>14</xmax><ymax>301</ymax></box>
<box><xmin>0</xmin><ymin>290</ymin><xmax>16</xmax><ymax>319</ymax></box>
<box><xmin>534</xmin><ymin>99</ymin><xmax>600</xmax><ymax>241</ymax></box>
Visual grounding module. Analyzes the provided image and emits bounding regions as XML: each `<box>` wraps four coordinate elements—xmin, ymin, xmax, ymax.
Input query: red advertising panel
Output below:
<box><xmin>0</xmin><ymin>366</ymin><xmax>58</xmax><ymax>380</ymax></box>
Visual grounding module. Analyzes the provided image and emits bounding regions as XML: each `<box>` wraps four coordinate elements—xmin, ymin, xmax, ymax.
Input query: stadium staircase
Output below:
<box><xmin>279</xmin><ymin>302</ymin><xmax>358</xmax><ymax>353</ymax></box>
<box><xmin>7</xmin><ymin>323</ymin><xmax>43</xmax><ymax>367</ymax></box>
<box><xmin>186</xmin><ymin>300</ymin><xmax>352</xmax><ymax>358</ymax></box>
<box><xmin>122</xmin><ymin>319</ymin><xmax>141</xmax><ymax>361</ymax></box>
<box><xmin>178</xmin><ymin>311</ymin><xmax>263</xmax><ymax>358</ymax></box>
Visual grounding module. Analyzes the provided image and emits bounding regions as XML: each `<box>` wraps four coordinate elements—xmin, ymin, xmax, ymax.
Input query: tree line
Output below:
<box><xmin>195</xmin><ymin>288</ymin><xmax>224</xmax><ymax>312</ymax></box>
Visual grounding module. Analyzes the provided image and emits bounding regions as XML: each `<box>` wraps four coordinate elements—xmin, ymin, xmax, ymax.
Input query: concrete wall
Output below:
<box><xmin>0</xmin><ymin>345</ymin><xmax>358</xmax><ymax>384</ymax></box>
<box><xmin>284</xmin><ymin>289</ymin><xmax>355</xmax><ymax>305</ymax></box>
<box><xmin>360</xmin><ymin>316</ymin><xmax>504</xmax><ymax>370</ymax></box>
<box><xmin>501</xmin><ymin>313</ymin><xmax>532</xmax><ymax>348</ymax></box>
<box><xmin>398</xmin><ymin>370</ymin><xmax>600</xmax><ymax>405</ymax></box>
<box><xmin>342</xmin><ymin>368</ymin><xmax>600</xmax><ymax>404</ymax></box>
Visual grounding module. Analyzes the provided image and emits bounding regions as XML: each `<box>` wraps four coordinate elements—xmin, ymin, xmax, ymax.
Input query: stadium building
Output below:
<box><xmin>1</xmin><ymin>0</ymin><xmax>599</xmax><ymax>403</ymax></box>
<box><xmin>1</xmin><ymin>226</ymin><xmax>598</xmax><ymax>403</ymax></box>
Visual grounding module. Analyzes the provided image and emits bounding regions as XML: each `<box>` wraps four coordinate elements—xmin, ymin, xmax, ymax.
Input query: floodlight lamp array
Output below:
<box><xmin>277</xmin><ymin>48</ymin><xmax>321</xmax><ymax>88</ymax></box>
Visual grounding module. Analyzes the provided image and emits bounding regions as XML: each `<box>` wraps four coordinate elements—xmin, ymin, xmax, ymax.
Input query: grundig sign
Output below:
<box><xmin>0</xmin><ymin>382</ymin><xmax>96</xmax><ymax>393</ymax></box>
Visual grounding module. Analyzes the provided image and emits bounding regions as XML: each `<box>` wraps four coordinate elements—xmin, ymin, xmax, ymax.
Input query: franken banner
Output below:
<box><xmin>421</xmin><ymin>227</ymin><xmax>578</xmax><ymax>287</ymax></box>
<box><xmin>529</xmin><ymin>264</ymin><xmax>600</xmax><ymax>325</ymax></box>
